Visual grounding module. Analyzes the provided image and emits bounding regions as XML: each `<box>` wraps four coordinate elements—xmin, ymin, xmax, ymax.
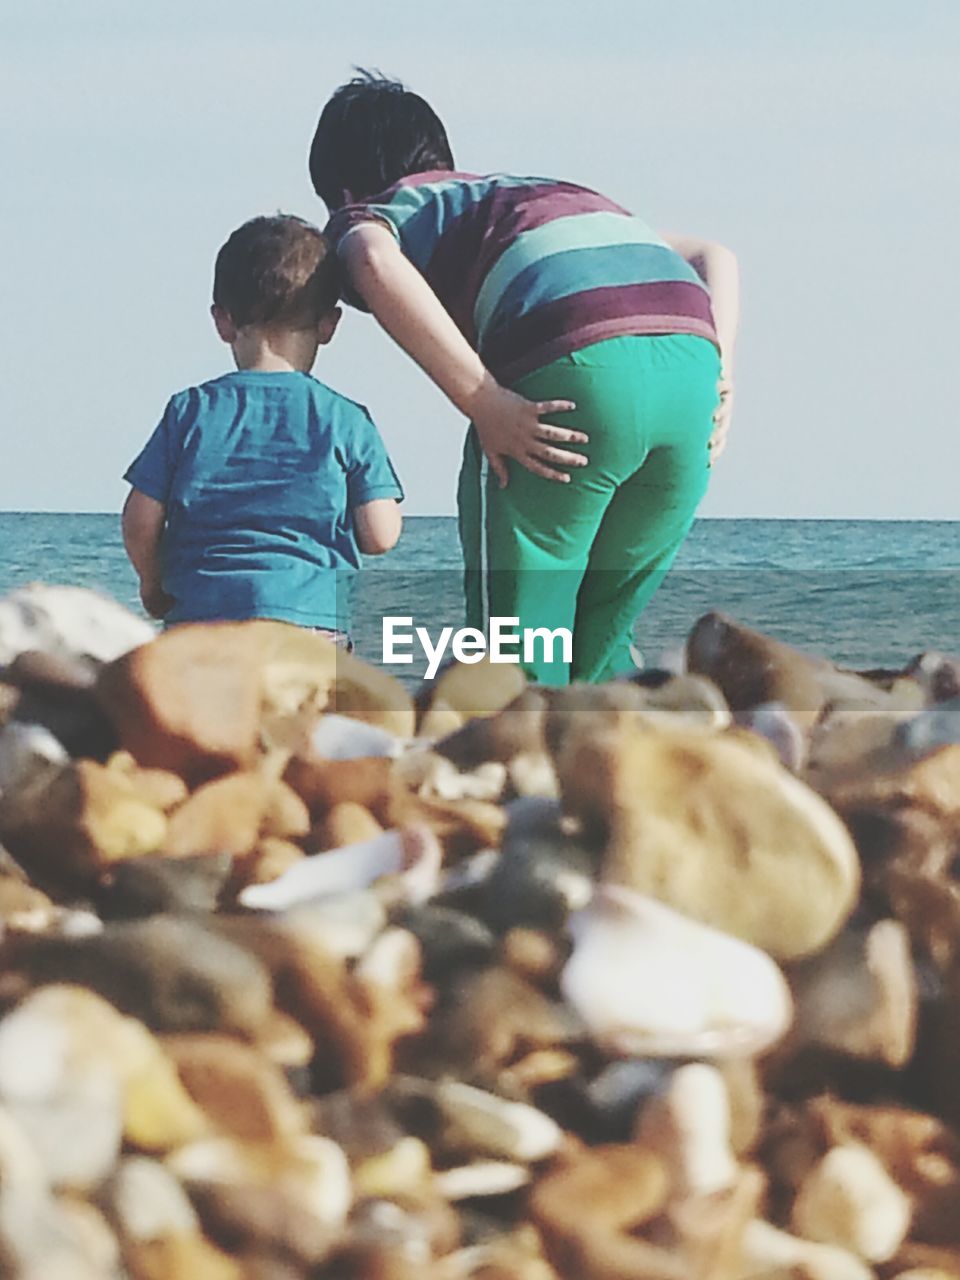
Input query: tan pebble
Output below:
<box><xmin>502</xmin><ymin>927</ymin><xmax>566</xmax><ymax>985</ymax></box>
<box><xmin>353</xmin><ymin>1136</ymin><xmax>432</xmax><ymax>1199</ymax></box>
<box><xmin>316</xmin><ymin>800</ymin><xmax>384</xmax><ymax>849</ymax></box>
<box><xmin>235</xmin><ymin>836</ymin><xmax>305</xmax><ymax>889</ymax></box>
<box><xmin>557</xmin><ymin>714</ymin><xmax>860</xmax><ymax>960</ymax></box>
<box><xmin>163</xmin><ymin>771</ymin><xmax>268</xmax><ymax>857</ymax></box>
<box><xmin>261</xmin><ymin>778</ymin><xmax>310</xmax><ymax>839</ymax></box>
<box><xmin>428</xmin><ymin>655</ymin><xmax>527</xmax><ymax>721</ymax></box>
<box><xmin>417</xmin><ymin>698</ymin><xmax>465</xmax><ymax>740</ymax></box>
<box><xmin>124</xmin><ymin>1233</ymin><xmax>244</xmax><ymax>1280</ymax></box>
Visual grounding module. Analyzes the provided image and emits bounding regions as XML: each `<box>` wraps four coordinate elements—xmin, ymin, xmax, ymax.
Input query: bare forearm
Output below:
<box><xmin>664</xmin><ymin>234</ymin><xmax>740</xmax><ymax>371</ymax></box>
<box><xmin>122</xmin><ymin>490</ymin><xmax>171</xmax><ymax>615</ymax></box>
<box><xmin>340</xmin><ymin>227</ymin><xmax>495</xmax><ymax>418</ymax></box>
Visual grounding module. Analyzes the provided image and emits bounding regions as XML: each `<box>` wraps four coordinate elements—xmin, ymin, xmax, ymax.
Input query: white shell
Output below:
<box><xmin>239</xmin><ymin>826</ymin><xmax>441</xmax><ymax>911</ymax></box>
<box><xmin>433</xmin><ymin>1081</ymin><xmax>562</xmax><ymax>1163</ymax></box>
<box><xmin>434</xmin><ymin>1160</ymin><xmax>530</xmax><ymax>1200</ymax></box>
<box><xmin>561</xmin><ymin>886</ymin><xmax>792</xmax><ymax>1058</ymax></box>
<box><xmin>0</xmin><ymin>584</ymin><xmax>155</xmax><ymax>667</ymax></box>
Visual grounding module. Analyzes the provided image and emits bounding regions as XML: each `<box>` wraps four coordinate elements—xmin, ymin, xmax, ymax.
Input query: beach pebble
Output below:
<box><xmin>8</xmin><ymin>915</ymin><xmax>274</xmax><ymax>1036</ymax></box>
<box><xmin>3</xmin><ymin>757</ymin><xmax>170</xmax><ymax>880</ymax></box>
<box><xmin>688</xmin><ymin>610</ymin><xmax>915</xmax><ymax>725</ymax></box>
<box><xmin>556</xmin><ymin>713</ymin><xmax>860</xmax><ymax>960</ymax></box>
<box><xmin>896</xmin><ymin>698</ymin><xmax>960</xmax><ymax>756</ymax></box>
<box><xmin>789</xmin><ymin>919</ymin><xmax>917</xmax><ymax>1067</ymax></box>
<box><xmin>169</xmin><ymin>1133</ymin><xmax>351</xmax><ymax>1265</ymax></box>
<box><xmin>0</xmin><ymin>583</ymin><xmax>155</xmax><ymax>668</ymax></box>
<box><xmin>99</xmin><ymin>852</ymin><xmax>233</xmax><ymax>919</ymax></box>
<box><xmin>636</xmin><ymin>1063</ymin><xmax>739</xmax><ymax>1198</ymax></box>
<box><xmin>310</xmin><ymin>712</ymin><xmax>399</xmax><ymax>759</ymax></box>
<box><xmin>792</xmin><ymin>1144</ymin><xmax>912</xmax><ymax>1262</ymax></box>
<box><xmin>562</xmin><ymin>886</ymin><xmax>792</xmax><ymax>1058</ymax></box>
<box><xmin>314</xmin><ymin>799</ymin><xmax>385</xmax><ymax>849</ymax></box>
<box><xmin>162</xmin><ymin>1033</ymin><xmax>306</xmax><ymax>1143</ymax></box>
<box><xmin>737</xmin><ymin>701</ymin><xmax>807</xmax><ymax>771</ymax></box>
<box><xmin>0</xmin><ymin>985</ymin><xmax>209</xmax><ymax>1165</ymax></box>
<box><xmin>738</xmin><ymin>1218</ymin><xmax>875</xmax><ymax>1280</ymax></box>
<box><xmin>423</xmin><ymin>655</ymin><xmax>527</xmax><ymax>723</ymax></box>
<box><xmin>103</xmin><ymin>1155</ymin><xmax>199</xmax><ymax>1241</ymax></box>
<box><xmin>398</xmin><ymin>904</ymin><xmax>497</xmax><ymax>979</ymax></box>
<box><xmin>481</xmin><ymin>797</ymin><xmax>594</xmax><ymax>934</ymax></box>
<box><xmin>162</xmin><ymin>771</ymin><xmax>308</xmax><ymax>859</ymax></box>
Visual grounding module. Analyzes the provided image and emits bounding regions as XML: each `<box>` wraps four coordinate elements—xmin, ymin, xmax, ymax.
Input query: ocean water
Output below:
<box><xmin>0</xmin><ymin>513</ymin><xmax>957</xmax><ymax>683</ymax></box>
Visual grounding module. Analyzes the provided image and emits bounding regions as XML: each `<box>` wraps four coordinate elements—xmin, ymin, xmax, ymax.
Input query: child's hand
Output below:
<box><xmin>708</xmin><ymin>372</ymin><xmax>734</xmax><ymax>466</ymax></box>
<box><xmin>140</xmin><ymin>581</ymin><xmax>175</xmax><ymax>619</ymax></box>
<box><xmin>471</xmin><ymin>383</ymin><xmax>586</xmax><ymax>487</ymax></box>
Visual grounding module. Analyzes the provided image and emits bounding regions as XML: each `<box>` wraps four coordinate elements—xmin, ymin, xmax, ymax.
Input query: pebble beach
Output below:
<box><xmin>1</xmin><ymin>581</ymin><xmax>960</xmax><ymax>1278</ymax></box>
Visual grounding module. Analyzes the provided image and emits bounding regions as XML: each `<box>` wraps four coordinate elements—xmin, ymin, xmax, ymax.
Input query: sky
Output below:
<box><xmin>0</xmin><ymin>0</ymin><xmax>957</xmax><ymax>518</ymax></box>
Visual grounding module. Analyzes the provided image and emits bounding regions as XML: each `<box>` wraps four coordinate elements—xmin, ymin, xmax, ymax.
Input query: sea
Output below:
<box><xmin>0</xmin><ymin>513</ymin><xmax>957</xmax><ymax>684</ymax></box>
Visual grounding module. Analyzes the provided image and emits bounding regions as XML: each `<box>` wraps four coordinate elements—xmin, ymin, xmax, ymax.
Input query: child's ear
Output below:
<box><xmin>211</xmin><ymin>305</ymin><xmax>237</xmax><ymax>344</ymax></box>
<box><xmin>317</xmin><ymin>306</ymin><xmax>342</xmax><ymax>346</ymax></box>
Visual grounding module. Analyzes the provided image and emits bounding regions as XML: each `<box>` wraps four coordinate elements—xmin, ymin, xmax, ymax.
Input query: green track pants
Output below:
<box><xmin>457</xmin><ymin>333</ymin><xmax>720</xmax><ymax>684</ymax></box>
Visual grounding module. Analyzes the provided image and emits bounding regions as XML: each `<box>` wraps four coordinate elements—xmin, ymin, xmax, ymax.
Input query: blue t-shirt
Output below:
<box><xmin>124</xmin><ymin>370</ymin><xmax>403</xmax><ymax>629</ymax></box>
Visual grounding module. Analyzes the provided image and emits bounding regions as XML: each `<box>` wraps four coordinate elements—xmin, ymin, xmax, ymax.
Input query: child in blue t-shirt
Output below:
<box><xmin>122</xmin><ymin>214</ymin><xmax>403</xmax><ymax>642</ymax></box>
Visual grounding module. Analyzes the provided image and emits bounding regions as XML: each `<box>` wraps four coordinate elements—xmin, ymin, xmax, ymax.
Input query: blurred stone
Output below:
<box><xmin>7</xmin><ymin>915</ymin><xmax>274</xmax><ymax>1036</ymax></box>
<box><xmin>169</xmin><ymin>1133</ymin><xmax>350</xmax><ymax>1266</ymax></box>
<box><xmin>788</xmin><ymin>919</ymin><xmax>917</xmax><ymax>1067</ymax></box>
<box><xmin>315</xmin><ymin>800</ymin><xmax>384</xmax><ymax>850</ymax></box>
<box><xmin>556</xmin><ymin>713</ymin><xmax>860</xmax><ymax>960</ymax></box>
<box><xmin>0</xmin><ymin>583</ymin><xmax>154</xmax><ymax>667</ymax></box>
<box><xmin>687</xmin><ymin>611</ymin><xmax>920</xmax><ymax>724</ymax></box>
<box><xmin>791</xmin><ymin>1143</ymin><xmax>912</xmax><ymax>1263</ymax></box>
<box><xmin>164</xmin><ymin>1033</ymin><xmax>307</xmax><ymax>1142</ymax></box>
<box><xmin>482</xmin><ymin>797</ymin><xmax>593</xmax><ymax>934</ymax></box>
<box><xmin>104</xmin><ymin>1155</ymin><xmax>199</xmax><ymax>1241</ymax></box>
<box><xmin>0</xmin><ymin>757</ymin><xmax>168</xmax><ymax>879</ymax></box>
<box><xmin>423</xmin><ymin>656</ymin><xmax>527</xmax><ymax>724</ymax></box>
<box><xmin>97</xmin><ymin>852</ymin><xmax>232</xmax><ymax>919</ymax></box>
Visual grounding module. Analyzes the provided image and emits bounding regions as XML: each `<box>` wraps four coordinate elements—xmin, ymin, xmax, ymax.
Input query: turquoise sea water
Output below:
<box><xmin>0</xmin><ymin>514</ymin><xmax>957</xmax><ymax>681</ymax></box>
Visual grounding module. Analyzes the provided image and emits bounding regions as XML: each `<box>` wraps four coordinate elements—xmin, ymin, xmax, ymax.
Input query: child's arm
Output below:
<box><xmin>122</xmin><ymin>488</ymin><xmax>174</xmax><ymax>618</ymax></box>
<box><xmin>353</xmin><ymin>498</ymin><xmax>402</xmax><ymax>556</ymax></box>
<box><xmin>338</xmin><ymin>224</ymin><xmax>586</xmax><ymax>488</ymax></box>
<box><xmin>662</xmin><ymin>233</ymin><xmax>740</xmax><ymax>463</ymax></box>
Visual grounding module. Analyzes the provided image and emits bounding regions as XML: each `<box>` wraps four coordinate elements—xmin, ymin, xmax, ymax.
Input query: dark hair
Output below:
<box><xmin>309</xmin><ymin>70</ymin><xmax>454</xmax><ymax>210</ymax></box>
<box><xmin>212</xmin><ymin>214</ymin><xmax>339</xmax><ymax>329</ymax></box>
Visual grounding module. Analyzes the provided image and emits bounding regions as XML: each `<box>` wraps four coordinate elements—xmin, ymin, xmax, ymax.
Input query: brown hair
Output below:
<box><xmin>212</xmin><ymin>214</ymin><xmax>339</xmax><ymax>329</ymax></box>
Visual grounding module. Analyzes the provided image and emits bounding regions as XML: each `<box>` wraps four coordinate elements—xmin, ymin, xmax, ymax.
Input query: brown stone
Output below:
<box><xmin>0</xmin><ymin>758</ymin><xmax>167</xmax><ymax>877</ymax></box>
<box><xmin>163</xmin><ymin>1034</ymin><xmax>307</xmax><ymax>1142</ymax></box>
<box><xmin>285</xmin><ymin>754</ymin><xmax>393</xmax><ymax>823</ymax></box>
<box><xmin>97</xmin><ymin>622</ymin><xmax>267</xmax><ymax>784</ymax></box>
<box><xmin>687</xmin><ymin>612</ymin><xmax>920</xmax><ymax>726</ymax></box>
<box><xmin>530</xmin><ymin>1146</ymin><xmax>674</xmax><ymax>1280</ymax></box>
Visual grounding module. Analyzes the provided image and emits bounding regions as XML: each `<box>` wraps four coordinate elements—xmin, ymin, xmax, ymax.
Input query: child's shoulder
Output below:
<box><xmin>301</xmin><ymin>374</ymin><xmax>376</xmax><ymax>426</ymax></box>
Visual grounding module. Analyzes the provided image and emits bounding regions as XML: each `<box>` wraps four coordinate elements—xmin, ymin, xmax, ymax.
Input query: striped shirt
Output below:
<box><xmin>325</xmin><ymin>170</ymin><xmax>718</xmax><ymax>384</ymax></box>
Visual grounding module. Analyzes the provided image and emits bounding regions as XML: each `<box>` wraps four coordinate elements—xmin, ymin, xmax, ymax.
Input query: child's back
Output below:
<box><xmin>122</xmin><ymin>214</ymin><xmax>402</xmax><ymax>633</ymax></box>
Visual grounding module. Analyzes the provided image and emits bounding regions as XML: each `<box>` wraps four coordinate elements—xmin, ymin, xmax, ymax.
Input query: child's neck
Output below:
<box><xmin>231</xmin><ymin>327</ymin><xmax>317</xmax><ymax>374</ymax></box>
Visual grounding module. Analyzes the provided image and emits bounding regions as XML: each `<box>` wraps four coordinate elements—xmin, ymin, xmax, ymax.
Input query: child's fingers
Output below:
<box><xmin>536</xmin><ymin>399</ymin><xmax>577</xmax><ymax>416</ymax></box>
